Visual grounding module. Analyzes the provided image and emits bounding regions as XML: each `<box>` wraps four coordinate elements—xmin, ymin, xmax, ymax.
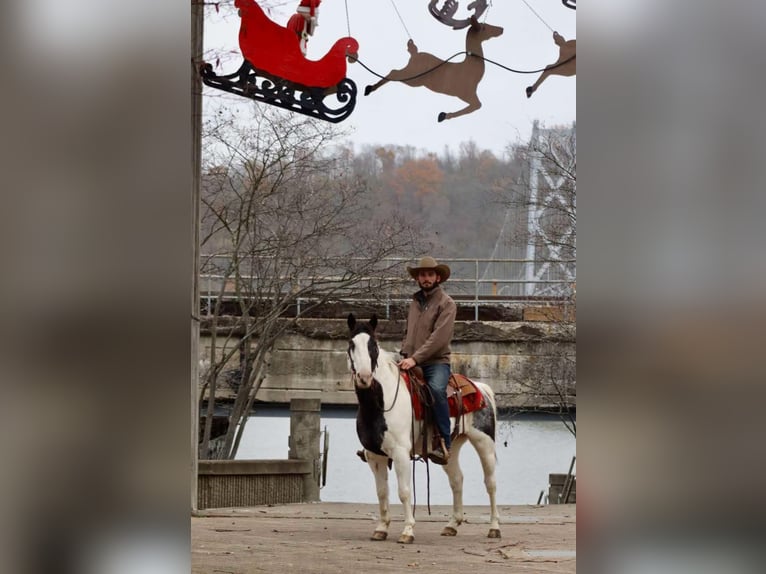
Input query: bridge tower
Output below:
<box><xmin>482</xmin><ymin>121</ymin><xmax>576</xmax><ymax>298</ymax></box>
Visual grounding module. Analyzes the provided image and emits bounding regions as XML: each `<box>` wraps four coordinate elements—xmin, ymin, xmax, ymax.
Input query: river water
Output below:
<box><xmin>235</xmin><ymin>406</ymin><xmax>575</xmax><ymax>506</ymax></box>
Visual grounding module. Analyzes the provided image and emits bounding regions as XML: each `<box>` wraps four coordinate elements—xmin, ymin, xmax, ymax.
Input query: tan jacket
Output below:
<box><xmin>401</xmin><ymin>286</ymin><xmax>457</xmax><ymax>365</ymax></box>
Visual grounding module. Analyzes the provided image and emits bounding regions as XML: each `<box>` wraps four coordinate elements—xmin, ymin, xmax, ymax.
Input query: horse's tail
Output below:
<box><xmin>475</xmin><ymin>382</ymin><xmax>499</xmax><ymax>456</ymax></box>
<box><xmin>477</xmin><ymin>381</ymin><xmax>497</xmax><ymax>416</ymax></box>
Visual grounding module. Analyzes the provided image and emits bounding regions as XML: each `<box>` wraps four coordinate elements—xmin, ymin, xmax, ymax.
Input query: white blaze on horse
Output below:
<box><xmin>346</xmin><ymin>314</ymin><xmax>501</xmax><ymax>544</ymax></box>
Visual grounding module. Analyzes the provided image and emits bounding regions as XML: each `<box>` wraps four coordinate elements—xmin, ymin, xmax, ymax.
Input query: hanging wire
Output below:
<box><xmin>352</xmin><ymin>51</ymin><xmax>574</xmax><ymax>81</ymax></box>
<box><xmin>480</xmin><ymin>52</ymin><xmax>575</xmax><ymax>75</ymax></box>
<box><xmin>519</xmin><ymin>0</ymin><xmax>555</xmax><ymax>33</ymax></box>
<box><xmin>354</xmin><ymin>52</ymin><xmax>466</xmax><ymax>81</ymax></box>
<box><xmin>388</xmin><ymin>0</ymin><xmax>413</xmax><ymax>39</ymax></box>
<box><xmin>344</xmin><ymin>0</ymin><xmax>351</xmax><ymax>37</ymax></box>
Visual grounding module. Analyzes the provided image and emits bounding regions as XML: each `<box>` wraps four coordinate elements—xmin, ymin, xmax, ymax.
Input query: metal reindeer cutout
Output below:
<box><xmin>364</xmin><ymin>16</ymin><xmax>503</xmax><ymax>123</ymax></box>
<box><xmin>525</xmin><ymin>31</ymin><xmax>576</xmax><ymax>98</ymax></box>
<box><xmin>428</xmin><ymin>0</ymin><xmax>487</xmax><ymax>30</ymax></box>
<box><xmin>200</xmin><ymin>0</ymin><xmax>359</xmax><ymax>123</ymax></box>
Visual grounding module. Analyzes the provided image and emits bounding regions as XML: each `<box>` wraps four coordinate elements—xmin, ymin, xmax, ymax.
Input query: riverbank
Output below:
<box><xmin>192</xmin><ymin>502</ymin><xmax>576</xmax><ymax>573</ymax></box>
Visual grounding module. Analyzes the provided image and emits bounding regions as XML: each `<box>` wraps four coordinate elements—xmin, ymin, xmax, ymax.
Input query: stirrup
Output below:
<box><xmin>427</xmin><ymin>438</ymin><xmax>450</xmax><ymax>465</ymax></box>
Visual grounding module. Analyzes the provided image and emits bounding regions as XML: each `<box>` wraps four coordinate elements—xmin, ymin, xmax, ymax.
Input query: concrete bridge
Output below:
<box><xmin>199</xmin><ymin>314</ymin><xmax>575</xmax><ymax>411</ymax></box>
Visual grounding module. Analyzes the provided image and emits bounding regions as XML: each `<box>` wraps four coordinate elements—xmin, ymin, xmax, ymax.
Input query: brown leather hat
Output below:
<box><xmin>406</xmin><ymin>256</ymin><xmax>451</xmax><ymax>282</ymax></box>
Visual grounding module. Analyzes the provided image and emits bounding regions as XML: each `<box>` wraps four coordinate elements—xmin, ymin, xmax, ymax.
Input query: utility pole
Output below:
<box><xmin>191</xmin><ymin>0</ymin><xmax>204</xmax><ymax>514</ymax></box>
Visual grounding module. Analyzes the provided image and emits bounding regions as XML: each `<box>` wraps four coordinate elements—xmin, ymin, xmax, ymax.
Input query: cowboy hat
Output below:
<box><xmin>407</xmin><ymin>256</ymin><xmax>451</xmax><ymax>282</ymax></box>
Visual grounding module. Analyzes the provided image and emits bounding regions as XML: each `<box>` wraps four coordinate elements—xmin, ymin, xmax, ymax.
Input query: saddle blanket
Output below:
<box><xmin>403</xmin><ymin>371</ymin><xmax>486</xmax><ymax>421</ymax></box>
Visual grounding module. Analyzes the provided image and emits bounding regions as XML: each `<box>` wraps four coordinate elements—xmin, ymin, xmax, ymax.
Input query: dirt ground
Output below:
<box><xmin>192</xmin><ymin>502</ymin><xmax>576</xmax><ymax>573</ymax></box>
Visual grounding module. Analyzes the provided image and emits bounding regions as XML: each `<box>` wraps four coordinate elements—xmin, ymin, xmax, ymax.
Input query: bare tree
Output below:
<box><xmin>499</xmin><ymin>122</ymin><xmax>576</xmax><ymax>431</ymax></box>
<box><xmin>504</xmin><ymin>122</ymin><xmax>576</xmax><ymax>267</ymax></box>
<box><xmin>515</xmin><ymin>344</ymin><xmax>576</xmax><ymax>437</ymax></box>
<box><xmin>492</xmin><ymin>123</ymin><xmax>577</xmax><ymax>297</ymax></box>
<box><xmin>198</xmin><ymin>108</ymin><xmax>423</xmax><ymax>459</ymax></box>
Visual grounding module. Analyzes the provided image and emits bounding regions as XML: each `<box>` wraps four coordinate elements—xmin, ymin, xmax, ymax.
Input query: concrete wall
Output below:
<box><xmin>200</xmin><ymin>318</ymin><xmax>575</xmax><ymax>410</ymax></box>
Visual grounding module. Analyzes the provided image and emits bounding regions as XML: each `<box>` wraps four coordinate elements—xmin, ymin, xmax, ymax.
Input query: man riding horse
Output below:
<box><xmin>397</xmin><ymin>256</ymin><xmax>456</xmax><ymax>464</ymax></box>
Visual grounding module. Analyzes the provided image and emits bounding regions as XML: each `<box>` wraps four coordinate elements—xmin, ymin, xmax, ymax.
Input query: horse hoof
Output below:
<box><xmin>487</xmin><ymin>528</ymin><xmax>502</xmax><ymax>539</ymax></box>
<box><xmin>437</xmin><ymin>112</ymin><xmax>447</xmax><ymax>122</ymax></box>
<box><xmin>364</xmin><ymin>85</ymin><xmax>373</xmax><ymax>96</ymax></box>
<box><xmin>441</xmin><ymin>526</ymin><xmax>458</xmax><ymax>536</ymax></box>
<box><xmin>370</xmin><ymin>530</ymin><xmax>388</xmax><ymax>541</ymax></box>
<box><xmin>525</xmin><ymin>87</ymin><xmax>533</xmax><ymax>98</ymax></box>
<box><xmin>397</xmin><ymin>534</ymin><xmax>415</xmax><ymax>544</ymax></box>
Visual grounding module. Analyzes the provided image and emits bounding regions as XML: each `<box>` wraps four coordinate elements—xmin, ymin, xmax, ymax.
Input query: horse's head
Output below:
<box><xmin>347</xmin><ymin>313</ymin><xmax>379</xmax><ymax>388</ymax></box>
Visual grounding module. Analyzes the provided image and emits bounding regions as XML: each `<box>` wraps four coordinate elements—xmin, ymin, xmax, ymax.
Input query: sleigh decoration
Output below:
<box><xmin>428</xmin><ymin>0</ymin><xmax>488</xmax><ymax>30</ymax></box>
<box><xmin>200</xmin><ymin>0</ymin><xmax>360</xmax><ymax>123</ymax></box>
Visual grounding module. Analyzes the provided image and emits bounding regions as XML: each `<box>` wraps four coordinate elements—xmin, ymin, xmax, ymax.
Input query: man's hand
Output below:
<box><xmin>398</xmin><ymin>357</ymin><xmax>417</xmax><ymax>370</ymax></box>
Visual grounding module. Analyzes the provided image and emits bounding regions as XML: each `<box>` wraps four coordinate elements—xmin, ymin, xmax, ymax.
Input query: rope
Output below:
<box><xmin>388</xmin><ymin>0</ymin><xmax>413</xmax><ymax>39</ymax></box>
<box><xmin>344</xmin><ymin>0</ymin><xmax>351</xmax><ymax>37</ymax></box>
<box><xmin>353</xmin><ymin>51</ymin><xmax>575</xmax><ymax>80</ymax></box>
<box><xmin>480</xmin><ymin>52</ymin><xmax>576</xmax><ymax>75</ymax></box>
<box><xmin>382</xmin><ymin>368</ymin><xmax>402</xmax><ymax>412</ymax></box>
<box><xmin>520</xmin><ymin>0</ymin><xmax>555</xmax><ymax>33</ymax></box>
<box><xmin>353</xmin><ymin>51</ymin><xmax>464</xmax><ymax>81</ymax></box>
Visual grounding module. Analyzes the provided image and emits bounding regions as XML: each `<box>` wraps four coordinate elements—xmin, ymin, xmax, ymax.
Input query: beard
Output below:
<box><xmin>418</xmin><ymin>279</ymin><xmax>438</xmax><ymax>292</ymax></box>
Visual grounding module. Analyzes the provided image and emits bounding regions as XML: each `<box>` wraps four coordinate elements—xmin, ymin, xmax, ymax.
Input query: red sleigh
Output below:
<box><xmin>200</xmin><ymin>0</ymin><xmax>360</xmax><ymax>123</ymax></box>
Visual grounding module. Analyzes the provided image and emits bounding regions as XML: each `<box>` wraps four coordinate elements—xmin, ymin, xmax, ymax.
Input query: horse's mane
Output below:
<box><xmin>376</xmin><ymin>346</ymin><xmax>399</xmax><ymax>370</ymax></box>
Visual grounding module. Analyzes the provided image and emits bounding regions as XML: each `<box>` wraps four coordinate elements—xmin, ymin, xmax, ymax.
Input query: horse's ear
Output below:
<box><xmin>369</xmin><ymin>314</ymin><xmax>378</xmax><ymax>331</ymax></box>
<box><xmin>470</xmin><ymin>15</ymin><xmax>480</xmax><ymax>29</ymax></box>
<box><xmin>347</xmin><ymin>313</ymin><xmax>356</xmax><ymax>331</ymax></box>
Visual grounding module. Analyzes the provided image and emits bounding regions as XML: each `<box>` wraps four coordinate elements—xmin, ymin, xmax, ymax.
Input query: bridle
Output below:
<box><xmin>348</xmin><ymin>332</ymin><xmax>401</xmax><ymax>413</ymax></box>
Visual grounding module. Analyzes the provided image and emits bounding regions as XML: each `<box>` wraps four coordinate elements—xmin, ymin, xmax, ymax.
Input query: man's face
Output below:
<box><xmin>417</xmin><ymin>269</ymin><xmax>440</xmax><ymax>290</ymax></box>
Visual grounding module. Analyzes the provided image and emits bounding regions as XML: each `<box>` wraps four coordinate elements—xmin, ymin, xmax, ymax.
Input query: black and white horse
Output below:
<box><xmin>347</xmin><ymin>314</ymin><xmax>501</xmax><ymax>543</ymax></box>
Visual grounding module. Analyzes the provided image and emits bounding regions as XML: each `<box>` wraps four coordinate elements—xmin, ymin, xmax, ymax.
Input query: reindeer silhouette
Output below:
<box><xmin>364</xmin><ymin>17</ymin><xmax>503</xmax><ymax>122</ymax></box>
<box><xmin>526</xmin><ymin>32</ymin><xmax>576</xmax><ymax>98</ymax></box>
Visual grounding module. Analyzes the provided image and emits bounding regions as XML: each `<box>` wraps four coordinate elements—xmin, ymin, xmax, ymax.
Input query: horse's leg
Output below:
<box><xmin>391</xmin><ymin>446</ymin><xmax>416</xmax><ymax>544</ymax></box>
<box><xmin>441</xmin><ymin>434</ymin><xmax>468</xmax><ymax>536</ymax></box>
<box><xmin>469</xmin><ymin>431</ymin><xmax>501</xmax><ymax>538</ymax></box>
<box><xmin>367</xmin><ymin>454</ymin><xmax>391</xmax><ymax>540</ymax></box>
<box><xmin>437</xmin><ymin>95</ymin><xmax>481</xmax><ymax>122</ymax></box>
<box><xmin>364</xmin><ymin>76</ymin><xmax>391</xmax><ymax>96</ymax></box>
<box><xmin>526</xmin><ymin>69</ymin><xmax>551</xmax><ymax>98</ymax></box>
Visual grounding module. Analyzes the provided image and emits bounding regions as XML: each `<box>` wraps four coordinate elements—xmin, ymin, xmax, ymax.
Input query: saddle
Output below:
<box><xmin>403</xmin><ymin>368</ymin><xmax>486</xmax><ymax>422</ymax></box>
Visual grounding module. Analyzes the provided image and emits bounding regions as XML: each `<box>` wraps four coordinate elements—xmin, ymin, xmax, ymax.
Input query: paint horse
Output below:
<box><xmin>363</xmin><ymin>17</ymin><xmax>503</xmax><ymax>122</ymax></box>
<box><xmin>526</xmin><ymin>32</ymin><xmax>576</xmax><ymax>98</ymax></box>
<box><xmin>347</xmin><ymin>314</ymin><xmax>501</xmax><ymax>544</ymax></box>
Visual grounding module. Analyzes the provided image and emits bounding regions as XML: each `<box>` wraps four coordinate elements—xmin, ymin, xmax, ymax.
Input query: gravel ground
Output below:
<box><xmin>192</xmin><ymin>502</ymin><xmax>576</xmax><ymax>573</ymax></box>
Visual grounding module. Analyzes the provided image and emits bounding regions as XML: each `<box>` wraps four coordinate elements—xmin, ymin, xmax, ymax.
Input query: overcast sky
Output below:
<box><xmin>203</xmin><ymin>0</ymin><xmax>576</xmax><ymax>156</ymax></box>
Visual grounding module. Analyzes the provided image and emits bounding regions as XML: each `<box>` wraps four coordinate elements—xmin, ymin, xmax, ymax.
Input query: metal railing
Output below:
<box><xmin>199</xmin><ymin>256</ymin><xmax>576</xmax><ymax>321</ymax></box>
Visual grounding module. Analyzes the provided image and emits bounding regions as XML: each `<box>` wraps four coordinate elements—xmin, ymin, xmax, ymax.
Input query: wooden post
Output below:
<box><xmin>191</xmin><ymin>0</ymin><xmax>204</xmax><ymax>513</ymax></box>
<box><xmin>288</xmin><ymin>397</ymin><xmax>322</xmax><ymax>502</ymax></box>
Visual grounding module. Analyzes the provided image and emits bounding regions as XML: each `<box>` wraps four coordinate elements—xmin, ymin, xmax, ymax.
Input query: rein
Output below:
<box><xmin>382</xmin><ymin>367</ymin><xmax>402</xmax><ymax>412</ymax></box>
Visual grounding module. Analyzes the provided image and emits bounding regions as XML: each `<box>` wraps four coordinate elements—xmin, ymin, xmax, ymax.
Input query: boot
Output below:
<box><xmin>427</xmin><ymin>437</ymin><xmax>450</xmax><ymax>465</ymax></box>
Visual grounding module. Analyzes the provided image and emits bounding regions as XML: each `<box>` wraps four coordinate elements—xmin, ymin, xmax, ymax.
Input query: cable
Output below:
<box><xmin>520</xmin><ymin>0</ymin><xmax>555</xmax><ymax>33</ymax></box>
<box><xmin>479</xmin><ymin>53</ymin><xmax>576</xmax><ymax>75</ymax></box>
<box><xmin>344</xmin><ymin>0</ymin><xmax>351</xmax><ymax>37</ymax></box>
<box><xmin>353</xmin><ymin>51</ymin><xmax>466</xmax><ymax>81</ymax></box>
<box><xmin>388</xmin><ymin>0</ymin><xmax>413</xmax><ymax>39</ymax></box>
<box><xmin>352</xmin><ymin>52</ymin><xmax>576</xmax><ymax>81</ymax></box>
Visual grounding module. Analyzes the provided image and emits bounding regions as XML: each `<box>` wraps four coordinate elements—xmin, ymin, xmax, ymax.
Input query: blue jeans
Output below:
<box><xmin>421</xmin><ymin>363</ymin><xmax>452</xmax><ymax>450</ymax></box>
